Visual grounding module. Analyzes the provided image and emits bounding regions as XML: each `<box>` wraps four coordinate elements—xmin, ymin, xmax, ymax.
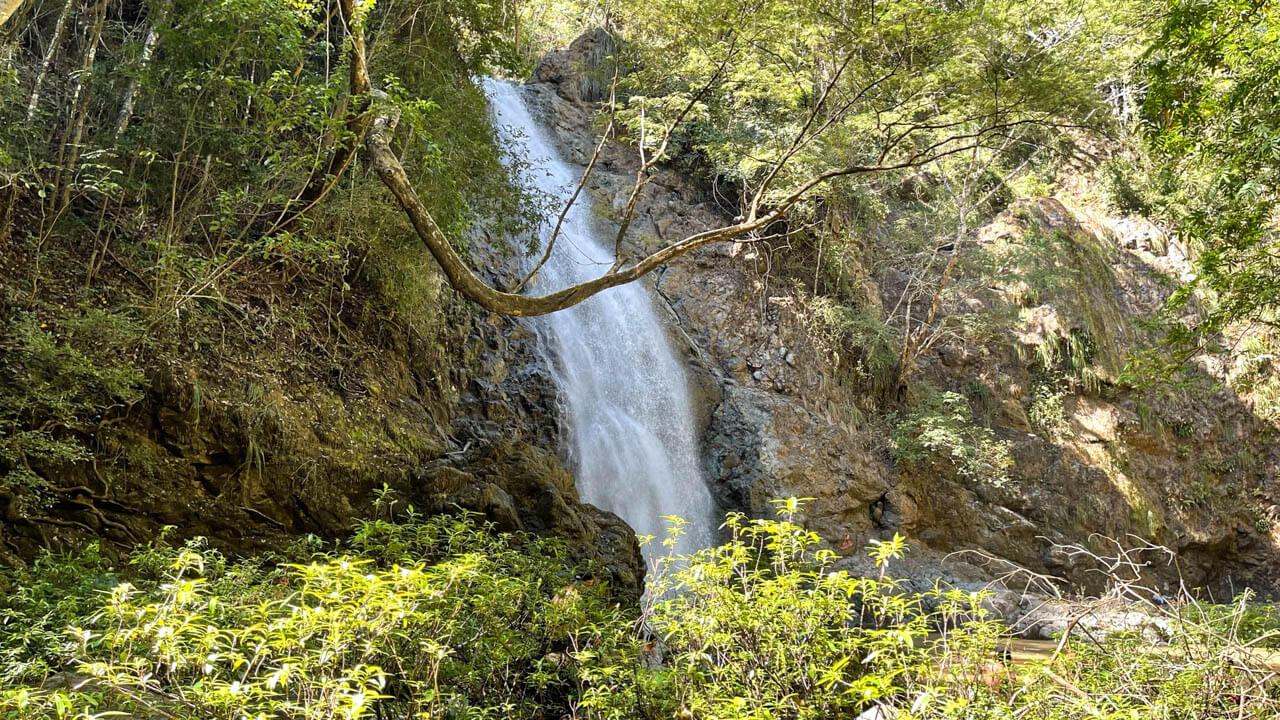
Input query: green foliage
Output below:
<box><xmin>0</xmin><ymin>0</ymin><xmax>549</xmax><ymax>549</ymax></box>
<box><xmin>1033</xmin><ymin>328</ymin><xmax>1103</xmax><ymax>394</ymax></box>
<box><xmin>1100</xmin><ymin>157</ymin><xmax>1157</xmax><ymax>216</ymax></box>
<box><xmin>808</xmin><ymin>297</ymin><xmax>899</xmax><ymax>392</ymax></box>
<box><xmin>634</xmin><ymin>510</ymin><xmax>988</xmax><ymax>720</ymax></box>
<box><xmin>0</xmin><ymin>310</ymin><xmax>145</xmax><ymax>515</ymax></box>
<box><xmin>1027</xmin><ymin>373</ymin><xmax>1069</xmax><ymax>440</ymax></box>
<box><xmin>994</xmin><ymin>222</ymin><xmax>1114</xmax><ymax>389</ymax></box>
<box><xmin>0</xmin><ymin>511</ymin><xmax>633</xmax><ymax>720</ymax></box>
<box><xmin>0</xmin><ymin>64</ymin><xmax>21</xmax><ymax>169</ymax></box>
<box><xmin>612</xmin><ymin>0</ymin><xmax>1124</xmax><ymax>195</ymax></box>
<box><xmin>1248</xmin><ymin>376</ymin><xmax>1280</xmax><ymax>425</ymax></box>
<box><xmin>587</xmin><ymin>0</ymin><xmax>1143</xmax><ymax>349</ymax></box>
<box><xmin>1226</xmin><ymin>332</ymin><xmax>1280</xmax><ymax>424</ymax></box>
<box><xmin>515</xmin><ymin>0</ymin><xmax>612</xmax><ymax>63</ymax></box>
<box><xmin>1</xmin><ymin>0</ymin><xmax>542</xmax><ymax>333</ymax></box>
<box><xmin>3</xmin><ymin>503</ymin><xmax>1280</xmax><ymax>718</ymax></box>
<box><xmin>893</xmin><ymin>391</ymin><xmax>1014</xmax><ymax>486</ymax></box>
<box><xmin>1141</xmin><ymin>0</ymin><xmax>1280</xmax><ymax>348</ymax></box>
<box><xmin>0</xmin><ymin>545</ymin><xmax>118</xmax><ymax>685</ymax></box>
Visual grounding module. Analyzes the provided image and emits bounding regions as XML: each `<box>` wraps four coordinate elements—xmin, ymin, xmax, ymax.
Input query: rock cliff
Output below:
<box><xmin>0</xmin><ymin>232</ymin><xmax>644</xmax><ymax>599</ymax></box>
<box><xmin>519</xmin><ymin>37</ymin><xmax>1280</xmax><ymax>600</ymax></box>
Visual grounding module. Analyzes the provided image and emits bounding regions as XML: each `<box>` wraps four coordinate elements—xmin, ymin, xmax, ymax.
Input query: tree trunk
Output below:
<box><xmin>892</xmin><ymin>223</ymin><xmax>965</xmax><ymax>398</ymax></box>
<box><xmin>272</xmin><ymin>0</ymin><xmax>371</xmax><ymax>230</ymax></box>
<box><xmin>54</xmin><ymin>0</ymin><xmax>108</xmax><ymax>212</ymax></box>
<box><xmin>26</xmin><ymin>0</ymin><xmax>76</xmax><ymax>121</ymax></box>
<box><xmin>0</xmin><ymin>181</ymin><xmax>15</xmax><ymax>245</ymax></box>
<box><xmin>113</xmin><ymin>5</ymin><xmax>166</xmax><ymax>138</ymax></box>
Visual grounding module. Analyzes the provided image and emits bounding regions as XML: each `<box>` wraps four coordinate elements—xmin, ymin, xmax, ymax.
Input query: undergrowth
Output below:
<box><xmin>0</xmin><ymin>310</ymin><xmax>145</xmax><ymax>517</ymax></box>
<box><xmin>0</xmin><ymin>0</ymin><xmax>544</xmax><ymax>543</ymax></box>
<box><xmin>892</xmin><ymin>391</ymin><xmax>1015</xmax><ymax>488</ymax></box>
<box><xmin>2</xmin><ymin>499</ymin><xmax>1277</xmax><ymax>719</ymax></box>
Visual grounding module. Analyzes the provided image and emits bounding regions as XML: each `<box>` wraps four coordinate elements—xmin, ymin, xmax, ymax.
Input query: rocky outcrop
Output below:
<box><xmin>532</xmin><ymin>28</ymin><xmax>616</xmax><ymax>104</ymax></box>
<box><xmin>1</xmin><ymin>244</ymin><xmax>644</xmax><ymax>600</ymax></box>
<box><xmin>520</xmin><ymin>35</ymin><xmax>1280</xmax><ymax>601</ymax></box>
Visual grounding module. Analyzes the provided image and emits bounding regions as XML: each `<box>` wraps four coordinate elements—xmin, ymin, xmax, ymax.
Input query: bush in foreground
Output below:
<box><xmin>1</xmin><ymin>500</ymin><xmax>1278</xmax><ymax>719</ymax></box>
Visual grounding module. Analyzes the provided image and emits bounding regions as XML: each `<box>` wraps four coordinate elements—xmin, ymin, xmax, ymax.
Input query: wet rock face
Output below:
<box><xmin>702</xmin><ymin>383</ymin><xmax>890</xmax><ymax>543</ymax></box>
<box><xmin>526</xmin><ymin>74</ymin><xmax>887</xmax><ymax>544</ymax></box>
<box><xmin>524</xmin><ymin>34</ymin><xmax>1280</xmax><ymax>601</ymax></box>
<box><xmin>521</xmin><ymin>64</ymin><xmax>894</xmax><ymax>552</ymax></box>
<box><xmin>409</xmin><ymin>302</ymin><xmax>645</xmax><ymax>599</ymax></box>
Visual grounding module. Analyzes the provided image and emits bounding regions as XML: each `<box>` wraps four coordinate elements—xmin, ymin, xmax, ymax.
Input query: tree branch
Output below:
<box><xmin>748</xmin><ymin>50</ymin><xmax>858</xmax><ymax>219</ymax></box>
<box><xmin>339</xmin><ymin>1</ymin><xmax>1077</xmax><ymax>319</ymax></box>
<box><xmin>367</xmin><ymin>98</ymin><xmax>766</xmax><ymax>316</ymax></box>
<box><xmin>609</xmin><ymin>33</ymin><xmax>741</xmax><ymax>268</ymax></box>
<box><xmin>515</xmin><ymin>53</ymin><xmax>620</xmax><ymax>292</ymax></box>
<box><xmin>267</xmin><ymin>0</ymin><xmax>374</xmax><ymax>233</ymax></box>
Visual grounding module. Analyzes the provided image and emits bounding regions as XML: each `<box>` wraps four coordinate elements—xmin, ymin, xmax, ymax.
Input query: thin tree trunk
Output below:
<box><xmin>113</xmin><ymin>5</ymin><xmax>165</xmax><ymax>138</ymax></box>
<box><xmin>26</xmin><ymin>0</ymin><xmax>76</xmax><ymax>121</ymax></box>
<box><xmin>0</xmin><ymin>181</ymin><xmax>15</xmax><ymax>245</ymax></box>
<box><xmin>892</xmin><ymin>221</ymin><xmax>965</xmax><ymax>398</ymax></box>
<box><xmin>54</xmin><ymin>0</ymin><xmax>108</xmax><ymax>212</ymax></box>
<box><xmin>269</xmin><ymin>0</ymin><xmax>371</xmax><ymax>231</ymax></box>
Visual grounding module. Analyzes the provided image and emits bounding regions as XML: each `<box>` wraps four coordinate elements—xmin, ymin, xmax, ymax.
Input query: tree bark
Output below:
<box><xmin>0</xmin><ymin>0</ymin><xmax>24</xmax><ymax>27</ymax></box>
<box><xmin>271</xmin><ymin>0</ymin><xmax>372</xmax><ymax>231</ymax></box>
<box><xmin>891</xmin><ymin>215</ymin><xmax>967</xmax><ymax>399</ymax></box>
<box><xmin>26</xmin><ymin>0</ymin><xmax>76</xmax><ymax>121</ymax></box>
<box><xmin>113</xmin><ymin>5</ymin><xmax>166</xmax><ymax>138</ymax></box>
<box><xmin>54</xmin><ymin>0</ymin><xmax>108</xmax><ymax>211</ymax></box>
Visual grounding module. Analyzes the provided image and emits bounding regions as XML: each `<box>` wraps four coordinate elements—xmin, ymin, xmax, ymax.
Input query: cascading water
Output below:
<box><xmin>484</xmin><ymin>78</ymin><xmax>715</xmax><ymax>560</ymax></box>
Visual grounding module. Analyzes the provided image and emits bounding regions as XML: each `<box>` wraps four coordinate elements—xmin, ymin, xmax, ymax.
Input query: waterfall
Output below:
<box><xmin>484</xmin><ymin>78</ymin><xmax>715</xmax><ymax>560</ymax></box>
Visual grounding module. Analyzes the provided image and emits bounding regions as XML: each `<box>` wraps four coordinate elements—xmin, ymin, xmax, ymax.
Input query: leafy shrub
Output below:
<box><xmin>53</xmin><ymin>512</ymin><xmax>630</xmax><ymax>720</ymax></box>
<box><xmin>1027</xmin><ymin>373</ymin><xmax>1069</xmax><ymax>440</ymax></box>
<box><xmin>892</xmin><ymin>391</ymin><xmax>1015</xmax><ymax>486</ymax></box>
<box><xmin>3</xmin><ymin>504</ymin><xmax>1280</xmax><ymax>719</ymax></box>
<box><xmin>1101</xmin><ymin>156</ymin><xmax>1155</xmax><ymax>215</ymax></box>
<box><xmin>808</xmin><ymin>297</ymin><xmax>899</xmax><ymax>392</ymax></box>
<box><xmin>630</xmin><ymin>505</ymin><xmax>998</xmax><ymax>720</ymax></box>
<box><xmin>1028</xmin><ymin>327</ymin><xmax>1103</xmax><ymax>394</ymax></box>
<box><xmin>1186</xmin><ymin>596</ymin><xmax>1280</xmax><ymax>649</ymax></box>
<box><xmin>0</xmin><ymin>310</ymin><xmax>145</xmax><ymax>515</ymax></box>
<box><xmin>0</xmin><ymin>545</ymin><xmax>118</xmax><ymax>685</ymax></box>
<box><xmin>1227</xmin><ymin>333</ymin><xmax>1280</xmax><ymax>424</ymax></box>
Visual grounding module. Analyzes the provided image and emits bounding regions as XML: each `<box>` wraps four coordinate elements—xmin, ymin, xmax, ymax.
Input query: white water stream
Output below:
<box><xmin>485</xmin><ymin>79</ymin><xmax>715</xmax><ymax>559</ymax></box>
